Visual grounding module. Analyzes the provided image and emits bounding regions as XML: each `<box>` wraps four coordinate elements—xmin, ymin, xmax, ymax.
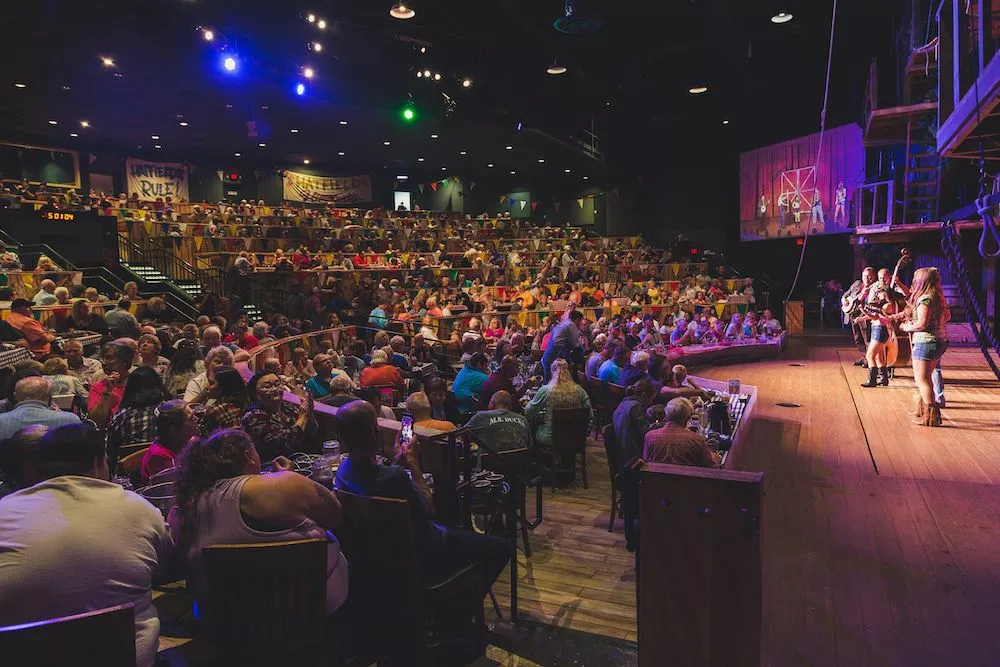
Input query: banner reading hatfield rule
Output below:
<box><xmin>282</xmin><ymin>171</ymin><xmax>372</xmax><ymax>205</ymax></box>
<box><xmin>125</xmin><ymin>158</ymin><xmax>190</xmax><ymax>201</ymax></box>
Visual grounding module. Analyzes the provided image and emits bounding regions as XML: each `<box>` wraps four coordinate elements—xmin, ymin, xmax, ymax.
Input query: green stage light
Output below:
<box><xmin>402</xmin><ymin>106</ymin><xmax>416</xmax><ymax>121</ymax></box>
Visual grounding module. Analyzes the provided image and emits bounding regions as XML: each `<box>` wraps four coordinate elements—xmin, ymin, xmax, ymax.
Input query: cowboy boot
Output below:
<box><xmin>927</xmin><ymin>403</ymin><xmax>942</xmax><ymax>427</ymax></box>
<box><xmin>879</xmin><ymin>367</ymin><xmax>890</xmax><ymax>386</ymax></box>
<box><xmin>861</xmin><ymin>367</ymin><xmax>879</xmax><ymax>388</ymax></box>
<box><xmin>913</xmin><ymin>397</ymin><xmax>925</xmax><ymax>419</ymax></box>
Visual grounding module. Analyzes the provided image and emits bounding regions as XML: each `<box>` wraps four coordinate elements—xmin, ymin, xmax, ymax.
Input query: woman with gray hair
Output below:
<box><xmin>183</xmin><ymin>345</ymin><xmax>234</xmax><ymax>404</ymax></box>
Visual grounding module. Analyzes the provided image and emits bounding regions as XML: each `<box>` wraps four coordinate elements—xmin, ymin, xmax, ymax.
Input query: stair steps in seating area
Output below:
<box><xmin>243</xmin><ymin>303</ymin><xmax>263</xmax><ymax>322</ymax></box>
<box><xmin>122</xmin><ymin>262</ymin><xmax>170</xmax><ymax>284</ymax></box>
<box><xmin>175</xmin><ymin>281</ymin><xmax>203</xmax><ymax>300</ymax></box>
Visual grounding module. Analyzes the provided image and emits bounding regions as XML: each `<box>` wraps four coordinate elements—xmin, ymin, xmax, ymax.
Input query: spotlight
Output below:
<box><xmin>202</xmin><ymin>29</ymin><xmax>214</xmax><ymax>41</ymax></box>
<box><xmin>538</xmin><ymin>158</ymin><xmax>545</xmax><ymax>163</ymax></box>
<box><xmin>423</xmin><ymin>69</ymin><xmax>431</xmax><ymax>78</ymax></box>
<box><xmin>441</xmin><ymin>167</ymin><xmax>447</xmax><ymax>171</ymax></box>
<box><xmin>151</xmin><ymin>135</ymin><xmax>160</xmax><ymax>140</ymax></box>
<box><xmin>416</xmin><ymin>71</ymin><xmax>423</xmax><ymax>78</ymax></box>
<box><xmin>565</xmin><ymin>168</ymin><xmax>571</xmax><ymax>173</ymax></box>
<box><xmin>100</xmin><ymin>56</ymin><xmax>115</xmax><ymax>67</ymax></box>
<box><xmin>80</xmin><ymin>120</ymin><xmax>90</xmax><ymax>128</ymax></box>
<box><xmin>338</xmin><ymin>151</ymin><xmax>345</xmax><ymax>156</ymax></box>
<box><xmin>771</xmin><ymin>11</ymin><xmax>793</xmax><ymax>24</ymax></box>
<box><xmin>291</xmin><ymin>128</ymin><xmax>299</xmax><ymax>133</ymax></box>
<box><xmin>311</xmin><ymin>42</ymin><xmax>323</xmax><ymax>52</ymax></box>
<box><xmin>179</xmin><ymin>121</ymin><xmax>189</xmax><ymax>127</ymax></box>
<box><xmin>547</xmin><ymin>59</ymin><xmax>567</xmax><ymax>75</ymax></box>
<box><xmin>430</xmin><ymin>133</ymin><xmax>438</xmax><ymax>139</ymax></box>
<box><xmin>48</xmin><ymin>120</ymin><xmax>57</xmax><ymax>125</ymax></box>
<box><xmin>69</xmin><ymin>133</ymin><xmax>79</xmax><ymax>138</ymax></box>
<box><xmin>505</xmin><ymin>145</ymin><xmax>512</xmax><ymax>150</ymax></box>
<box><xmin>390</xmin><ymin>3</ymin><xmax>415</xmax><ymax>19</ymax></box>
<box><xmin>433</xmin><ymin>73</ymin><xmax>441</xmax><ymax>81</ymax></box>
<box><xmin>583</xmin><ymin>176</ymin><xmax>589</xmax><ymax>180</ymax></box>
<box><xmin>317</xmin><ymin>19</ymin><xmax>327</xmax><ymax>29</ymax></box>
<box><xmin>510</xmin><ymin>170</ymin><xmax>516</xmax><ymax>175</ymax></box>
<box><xmin>14</xmin><ymin>82</ymin><xmax>26</xmax><ymax>88</ymax></box>
<box><xmin>339</xmin><ymin>120</ymin><xmax>348</xmax><ymax>125</ymax></box>
<box><xmin>723</xmin><ymin>119</ymin><xmax>730</xmax><ymax>125</ymax></box>
<box><xmin>303</xmin><ymin>159</ymin><xmax>311</xmax><ymax>164</ymax></box>
<box><xmin>384</xmin><ymin>140</ymin><xmax>391</xmax><ymax>145</ymax></box>
<box><xmin>223</xmin><ymin>55</ymin><xmax>238</xmax><ymax>72</ymax></box>
<box><xmin>688</xmin><ymin>86</ymin><xmax>708</xmax><ymax>94</ymax></box>
<box><xmin>397</xmin><ymin>175</ymin><xmax>409</xmax><ymax>180</ymax></box>
<box><xmin>259</xmin><ymin>143</ymin><xmax>267</xmax><ymax>147</ymax></box>
<box><xmin>303</xmin><ymin>67</ymin><xmax>315</xmax><ymax>79</ymax></box>
<box><xmin>460</xmin><ymin>150</ymin><xmax>467</xmax><ymax>155</ymax></box>
<box><xmin>462</xmin><ymin>78</ymin><xmax>472</xmax><ymax>88</ymax></box>
<box><xmin>417</xmin><ymin>157</ymin><xmax>425</xmax><ymax>162</ymax></box>
<box><xmin>487</xmin><ymin>163</ymin><xmax>494</xmax><ymax>168</ymax></box>
<box><xmin>403</xmin><ymin>107</ymin><xmax>415</xmax><ymax>121</ymax></box>
<box><xmin>154</xmin><ymin>144</ymin><xmax>162</xmax><ymax>149</ymax></box>
<box><xmin>295</xmin><ymin>82</ymin><xmax>306</xmax><ymax>96</ymax></box>
<box><xmin>307</xmin><ymin>13</ymin><xmax>316</xmax><ymax>22</ymax></box>
<box><xmin>235</xmin><ymin>152</ymin><xmax>241</xmax><ymax>157</ymax></box>
<box><xmin>420</xmin><ymin>46</ymin><xmax>427</xmax><ymax>54</ymax></box>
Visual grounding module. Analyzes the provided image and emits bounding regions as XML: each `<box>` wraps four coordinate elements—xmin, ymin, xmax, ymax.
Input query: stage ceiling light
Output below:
<box><xmin>202</xmin><ymin>29</ymin><xmax>214</xmax><ymax>41</ymax></box>
<box><xmin>723</xmin><ymin>119</ymin><xmax>730</xmax><ymax>125</ymax></box>
<box><xmin>460</xmin><ymin>150</ymin><xmax>467</xmax><ymax>155</ymax></box>
<box><xmin>417</xmin><ymin>157</ymin><xmax>425</xmax><ymax>162</ymax></box>
<box><xmin>547</xmin><ymin>60</ymin><xmax>567</xmax><ymax>75</ymax></box>
<box><xmin>307</xmin><ymin>13</ymin><xmax>316</xmax><ymax>23</ymax></box>
<box><xmin>303</xmin><ymin>67</ymin><xmax>315</xmax><ymax>79</ymax></box>
<box><xmin>565</xmin><ymin>168</ymin><xmax>571</xmax><ymax>173</ymax></box>
<box><xmin>291</xmin><ymin>128</ymin><xmax>299</xmax><ymax>133</ymax></box>
<box><xmin>339</xmin><ymin>120</ymin><xmax>348</xmax><ymax>125</ymax></box>
<box><xmin>48</xmin><ymin>120</ymin><xmax>57</xmax><ymax>125</ymax></box>
<box><xmin>317</xmin><ymin>19</ymin><xmax>327</xmax><ymax>29</ymax></box>
<box><xmin>296</xmin><ymin>82</ymin><xmax>306</xmax><ymax>96</ymax></box>
<box><xmin>538</xmin><ymin>158</ymin><xmax>545</xmax><ymax>163</ymax></box>
<box><xmin>179</xmin><ymin>121</ymin><xmax>189</xmax><ymax>127</ymax></box>
<box><xmin>462</xmin><ymin>78</ymin><xmax>472</xmax><ymax>88</ymax></box>
<box><xmin>101</xmin><ymin>56</ymin><xmax>115</xmax><ymax>67</ymax></box>
<box><xmin>70</xmin><ymin>133</ymin><xmax>78</xmax><ymax>137</ymax></box>
<box><xmin>311</xmin><ymin>42</ymin><xmax>323</xmax><ymax>52</ymax></box>
<box><xmin>510</xmin><ymin>170</ymin><xmax>516</xmax><ymax>175</ymax></box>
<box><xmin>154</xmin><ymin>144</ymin><xmax>162</xmax><ymax>149</ymax></box>
<box><xmin>390</xmin><ymin>3</ymin><xmax>416</xmax><ymax>19</ymax></box>
<box><xmin>384</xmin><ymin>140</ymin><xmax>391</xmax><ymax>145</ymax></box>
<box><xmin>430</xmin><ymin>133</ymin><xmax>438</xmax><ymax>138</ymax></box>
<box><xmin>688</xmin><ymin>86</ymin><xmax>708</xmax><ymax>94</ymax></box>
<box><xmin>151</xmin><ymin>135</ymin><xmax>160</xmax><ymax>139</ymax></box>
<box><xmin>80</xmin><ymin>120</ymin><xmax>90</xmax><ymax>128</ymax></box>
<box><xmin>303</xmin><ymin>159</ymin><xmax>310</xmax><ymax>164</ymax></box>
<box><xmin>223</xmin><ymin>56</ymin><xmax>238</xmax><ymax>72</ymax></box>
<box><xmin>771</xmin><ymin>12</ymin><xmax>793</xmax><ymax>24</ymax></box>
<box><xmin>14</xmin><ymin>83</ymin><xmax>26</xmax><ymax>88</ymax></box>
<box><xmin>433</xmin><ymin>73</ymin><xmax>442</xmax><ymax>81</ymax></box>
<box><xmin>416</xmin><ymin>71</ymin><xmax>423</xmax><ymax>78</ymax></box>
<box><xmin>423</xmin><ymin>69</ymin><xmax>431</xmax><ymax>78</ymax></box>
<box><xmin>235</xmin><ymin>152</ymin><xmax>241</xmax><ymax>157</ymax></box>
<box><xmin>505</xmin><ymin>145</ymin><xmax>512</xmax><ymax>150</ymax></box>
<box><xmin>488</xmin><ymin>163</ymin><xmax>494</xmax><ymax>168</ymax></box>
<box><xmin>258</xmin><ymin>143</ymin><xmax>267</xmax><ymax>147</ymax></box>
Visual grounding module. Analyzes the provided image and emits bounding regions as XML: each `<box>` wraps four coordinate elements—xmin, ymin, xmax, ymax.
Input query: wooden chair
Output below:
<box><xmin>119</xmin><ymin>447</ymin><xmax>149</xmax><ymax>486</ymax></box>
<box><xmin>334</xmin><ymin>490</ymin><xmax>486</xmax><ymax>665</ymax></box>
<box><xmin>200</xmin><ymin>538</ymin><xmax>328</xmax><ymax>666</ymax></box>
<box><xmin>605</xmin><ymin>383</ymin><xmax>627</xmax><ymax>422</ymax></box>
<box><xmin>0</xmin><ymin>603</ymin><xmax>136</xmax><ymax>667</ymax></box>
<box><xmin>602</xmin><ymin>424</ymin><xmax>625</xmax><ymax>533</ymax></box>
<box><xmin>538</xmin><ymin>406</ymin><xmax>591</xmax><ymax>492</ymax></box>
<box><xmin>577</xmin><ymin>370</ymin><xmax>607</xmax><ymax>436</ymax></box>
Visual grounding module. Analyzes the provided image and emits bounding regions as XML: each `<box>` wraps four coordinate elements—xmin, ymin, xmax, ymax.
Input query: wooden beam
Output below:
<box><xmin>954</xmin><ymin>0</ymin><xmax>962</xmax><ymax>111</ymax></box>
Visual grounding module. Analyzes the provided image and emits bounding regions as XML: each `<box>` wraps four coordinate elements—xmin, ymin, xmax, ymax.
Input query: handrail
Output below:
<box><xmin>17</xmin><ymin>243</ymin><xmax>78</xmax><ymax>272</ymax></box>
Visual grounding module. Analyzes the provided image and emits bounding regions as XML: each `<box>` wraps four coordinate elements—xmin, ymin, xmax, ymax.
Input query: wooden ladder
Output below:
<box><xmin>901</xmin><ymin>116</ymin><xmax>941</xmax><ymax>224</ymax></box>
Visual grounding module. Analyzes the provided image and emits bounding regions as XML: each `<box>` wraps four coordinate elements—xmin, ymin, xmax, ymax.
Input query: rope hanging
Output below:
<box><xmin>783</xmin><ymin>0</ymin><xmax>838</xmax><ymax>304</ymax></box>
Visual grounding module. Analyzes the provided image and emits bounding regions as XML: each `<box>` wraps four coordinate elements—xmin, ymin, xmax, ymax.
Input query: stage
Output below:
<box><xmin>694</xmin><ymin>338</ymin><xmax>1000</xmax><ymax>666</ymax></box>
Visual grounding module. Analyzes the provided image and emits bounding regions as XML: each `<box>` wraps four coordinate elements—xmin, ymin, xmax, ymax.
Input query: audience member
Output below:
<box><xmin>106</xmin><ymin>297</ymin><xmax>141</xmax><ymax>339</ymax></box>
<box><xmin>198</xmin><ymin>367</ymin><xmax>249</xmax><ymax>435</ymax></box>
<box><xmin>87</xmin><ymin>341</ymin><xmax>135</xmax><ymax>427</ymax></box>
<box><xmin>0</xmin><ymin>425</ymin><xmax>48</xmax><ymax>498</ymax></box>
<box><xmin>613</xmin><ymin>380</ymin><xmax>656</xmax><ymax>461</ymax></box>
<box><xmin>452</xmin><ymin>352</ymin><xmax>489</xmax><ymax>413</ymax></box>
<box><xmin>31</xmin><ymin>279</ymin><xmax>57</xmax><ymax>306</ymax></box>
<box><xmin>586</xmin><ymin>338</ymin><xmax>615</xmax><ymax>381</ymax></box>
<box><xmin>598</xmin><ymin>341</ymin><xmax>629</xmax><ymax>384</ymax></box>
<box><xmin>321</xmin><ymin>374</ymin><xmax>357</xmax><ymax>407</ymax></box>
<box><xmin>63</xmin><ymin>338</ymin><xmax>104</xmax><ymax>387</ymax></box>
<box><xmin>478</xmin><ymin>355</ymin><xmax>533</xmax><ymax>411</ymax></box>
<box><xmin>405</xmin><ymin>391</ymin><xmax>457</xmax><ymax>432</ymax></box>
<box><xmin>165</xmin><ymin>342</ymin><xmax>204</xmax><ymax>396</ymax></box>
<box><xmin>643</xmin><ymin>397</ymin><xmax>721</xmax><ymax>467</ymax></box>
<box><xmin>359</xmin><ymin>349</ymin><xmax>405</xmax><ymax>390</ymax></box>
<box><xmin>304</xmin><ymin>353</ymin><xmax>337</xmax><ymax>399</ymax></box>
<box><xmin>106</xmin><ymin>367</ymin><xmax>170</xmax><ymax>468</ymax></box>
<box><xmin>6</xmin><ymin>298</ymin><xmax>55</xmax><ymax>357</ymax></box>
<box><xmin>0</xmin><ymin>377</ymin><xmax>80</xmax><ymax>442</ymax></box>
<box><xmin>0</xmin><ymin>423</ymin><xmax>172</xmax><ymax>667</ymax></box>
<box><xmin>425</xmin><ymin>376</ymin><xmax>460</xmax><ymax>424</ymax></box>
<box><xmin>41</xmin><ymin>356</ymin><xmax>88</xmax><ymax>403</ymax></box>
<box><xmin>525</xmin><ymin>358</ymin><xmax>592</xmax><ymax>447</ymax></box>
<box><xmin>170</xmin><ymin>429</ymin><xmax>348</xmax><ymax>615</ymax></box>
<box><xmin>541</xmin><ymin>310</ymin><xmax>585</xmax><ymax>381</ymax></box>
<box><xmin>183</xmin><ymin>345</ymin><xmax>234</xmax><ymax>404</ymax></box>
<box><xmin>242</xmin><ymin>370</ymin><xmax>317</xmax><ymax>461</ymax></box>
<box><xmin>141</xmin><ymin>399</ymin><xmax>196</xmax><ymax>483</ymax></box>
<box><xmin>465</xmin><ymin>390</ymin><xmax>532</xmax><ymax>454</ymax></box>
<box><xmin>137</xmin><ymin>333</ymin><xmax>170</xmax><ymax>379</ymax></box>
<box><xmin>334</xmin><ymin>401</ymin><xmax>510</xmax><ymax>599</ymax></box>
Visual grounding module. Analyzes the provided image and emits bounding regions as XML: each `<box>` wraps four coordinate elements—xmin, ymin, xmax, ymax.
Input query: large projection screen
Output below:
<box><xmin>739</xmin><ymin>123</ymin><xmax>864</xmax><ymax>242</ymax></box>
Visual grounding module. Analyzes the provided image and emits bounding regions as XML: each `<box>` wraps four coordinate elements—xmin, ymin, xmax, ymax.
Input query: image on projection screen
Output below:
<box><xmin>738</xmin><ymin>123</ymin><xmax>864</xmax><ymax>242</ymax></box>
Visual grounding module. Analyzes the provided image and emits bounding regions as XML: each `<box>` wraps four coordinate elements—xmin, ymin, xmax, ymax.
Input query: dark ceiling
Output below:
<box><xmin>0</xmin><ymin>0</ymin><xmax>895</xmax><ymax>193</ymax></box>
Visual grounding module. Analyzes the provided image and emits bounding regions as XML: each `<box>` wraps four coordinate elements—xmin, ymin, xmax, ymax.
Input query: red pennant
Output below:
<box><xmin>531</xmin><ymin>201</ymin><xmax>538</xmax><ymax>211</ymax></box>
<box><xmin>430</xmin><ymin>182</ymin><xmax>438</xmax><ymax>192</ymax></box>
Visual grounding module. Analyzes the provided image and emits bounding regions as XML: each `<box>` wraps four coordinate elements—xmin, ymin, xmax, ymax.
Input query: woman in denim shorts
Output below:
<box><xmin>898</xmin><ymin>267</ymin><xmax>950</xmax><ymax>426</ymax></box>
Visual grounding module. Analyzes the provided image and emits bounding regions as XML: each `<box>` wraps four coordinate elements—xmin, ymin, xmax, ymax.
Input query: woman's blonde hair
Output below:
<box><xmin>43</xmin><ymin>357</ymin><xmax>69</xmax><ymax>375</ymax></box>
<box><xmin>547</xmin><ymin>358</ymin><xmax>581</xmax><ymax>409</ymax></box>
<box><xmin>908</xmin><ymin>267</ymin><xmax>947</xmax><ymax>324</ymax></box>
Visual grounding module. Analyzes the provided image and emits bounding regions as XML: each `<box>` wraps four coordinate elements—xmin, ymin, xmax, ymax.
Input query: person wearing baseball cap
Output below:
<box><xmin>7</xmin><ymin>299</ymin><xmax>55</xmax><ymax>358</ymax></box>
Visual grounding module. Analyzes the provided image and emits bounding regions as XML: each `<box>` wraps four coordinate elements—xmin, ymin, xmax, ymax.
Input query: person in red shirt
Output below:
<box><xmin>359</xmin><ymin>350</ymin><xmax>405</xmax><ymax>390</ymax></box>
<box><xmin>87</xmin><ymin>341</ymin><xmax>134</xmax><ymax>428</ymax></box>
<box><xmin>224</xmin><ymin>317</ymin><xmax>260</xmax><ymax>350</ymax></box>
<box><xmin>6</xmin><ymin>299</ymin><xmax>55</xmax><ymax>358</ymax></box>
<box><xmin>140</xmin><ymin>399</ymin><xmax>198</xmax><ymax>483</ymax></box>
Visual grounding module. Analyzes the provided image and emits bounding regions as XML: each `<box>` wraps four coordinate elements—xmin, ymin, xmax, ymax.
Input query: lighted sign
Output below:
<box><xmin>43</xmin><ymin>211</ymin><xmax>75</xmax><ymax>221</ymax></box>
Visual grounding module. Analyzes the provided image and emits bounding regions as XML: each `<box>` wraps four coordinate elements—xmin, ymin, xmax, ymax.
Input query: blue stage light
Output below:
<box><xmin>222</xmin><ymin>55</ymin><xmax>238</xmax><ymax>72</ymax></box>
<box><xmin>295</xmin><ymin>82</ymin><xmax>306</xmax><ymax>96</ymax></box>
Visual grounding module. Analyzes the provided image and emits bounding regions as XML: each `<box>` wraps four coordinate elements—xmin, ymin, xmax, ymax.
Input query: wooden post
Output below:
<box><xmin>902</xmin><ymin>116</ymin><xmax>913</xmax><ymax>225</ymax></box>
<box><xmin>638</xmin><ymin>464</ymin><xmax>763</xmax><ymax>667</ymax></box>
<box><xmin>978</xmin><ymin>0</ymin><xmax>987</xmax><ymax>76</ymax></box>
<box><xmin>954</xmin><ymin>0</ymin><xmax>963</xmax><ymax>110</ymax></box>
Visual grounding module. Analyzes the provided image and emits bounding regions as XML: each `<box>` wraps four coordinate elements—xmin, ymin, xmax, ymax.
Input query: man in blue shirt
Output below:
<box><xmin>541</xmin><ymin>310</ymin><xmax>585</xmax><ymax>381</ymax></box>
<box><xmin>0</xmin><ymin>377</ymin><xmax>80</xmax><ymax>441</ymax></box>
<box><xmin>598</xmin><ymin>343</ymin><xmax>629</xmax><ymax>385</ymax></box>
<box><xmin>451</xmin><ymin>353</ymin><xmax>489</xmax><ymax>413</ymax></box>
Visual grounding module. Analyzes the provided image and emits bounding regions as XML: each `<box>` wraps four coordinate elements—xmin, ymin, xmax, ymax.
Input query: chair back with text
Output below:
<box><xmin>0</xmin><ymin>603</ymin><xmax>135</xmax><ymax>667</ymax></box>
<box><xmin>201</xmin><ymin>538</ymin><xmax>328</xmax><ymax>665</ymax></box>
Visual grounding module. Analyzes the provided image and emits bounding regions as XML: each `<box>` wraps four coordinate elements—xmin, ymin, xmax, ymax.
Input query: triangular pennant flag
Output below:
<box><xmin>470</xmin><ymin>181</ymin><xmax>476</xmax><ymax>191</ymax></box>
<box><xmin>531</xmin><ymin>201</ymin><xmax>538</xmax><ymax>211</ymax></box>
<box><xmin>509</xmin><ymin>198</ymin><xmax>518</xmax><ymax>209</ymax></box>
<box><xmin>430</xmin><ymin>182</ymin><xmax>438</xmax><ymax>192</ymax></box>
<box><xmin>418</xmin><ymin>184</ymin><xmax>425</xmax><ymax>193</ymax></box>
<box><xmin>216</xmin><ymin>170</ymin><xmax>224</xmax><ymax>181</ymax></box>
<box><xmin>533</xmin><ymin>239</ymin><xmax>540</xmax><ymax>250</ymax></box>
<box><xmin>715</xmin><ymin>302</ymin><xmax>726</xmax><ymax>318</ymax></box>
<box><xmin>577</xmin><ymin>198</ymin><xmax>584</xmax><ymax>208</ymax></box>
<box><xmin>193</xmin><ymin>236</ymin><xmax>203</xmax><ymax>251</ymax></box>
<box><xmin>499</xmin><ymin>195</ymin><xmax>507</xmax><ymax>206</ymax></box>
<box><xmin>519</xmin><ymin>200</ymin><xmax>527</xmax><ymax>211</ymax></box>
<box><xmin>452</xmin><ymin>176</ymin><xmax>460</xmax><ymax>184</ymax></box>
<box><xmin>554</xmin><ymin>202</ymin><xmax>561</xmax><ymax>211</ymax></box>
<box><xmin>142</xmin><ymin>220</ymin><xmax>154</xmax><ymax>236</ymax></box>
<box><xmin>442</xmin><ymin>179</ymin><xmax>449</xmax><ymax>186</ymax></box>
<box><xmin>89</xmin><ymin>153</ymin><xmax>98</xmax><ymax>165</ymax></box>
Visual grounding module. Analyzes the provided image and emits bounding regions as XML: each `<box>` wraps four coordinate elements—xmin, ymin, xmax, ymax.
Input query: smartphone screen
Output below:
<box><xmin>400</xmin><ymin>412</ymin><xmax>414</xmax><ymax>446</ymax></box>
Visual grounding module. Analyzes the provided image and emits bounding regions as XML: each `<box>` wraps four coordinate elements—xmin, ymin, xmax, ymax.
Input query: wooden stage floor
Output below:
<box><xmin>491</xmin><ymin>338</ymin><xmax>1000</xmax><ymax>666</ymax></box>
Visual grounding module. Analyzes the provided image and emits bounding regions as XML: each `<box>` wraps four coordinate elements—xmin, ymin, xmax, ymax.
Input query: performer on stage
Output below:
<box><xmin>777</xmin><ymin>193</ymin><xmax>789</xmax><ymax>229</ymax></box>
<box><xmin>834</xmin><ymin>181</ymin><xmax>847</xmax><ymax>225</ymax></box>
<box><xmin>758</xmin><ymin>195</ymin><xmax>768</xmax><ymax>218</ymax></box>
<box><xmin>889</xmin><ymin>266</ymin><xmax>950</xmax><ymax>426</ymax></box>
<box><xmin>810</xmin><ymin>188</ymin><xmax>825</xmax><ymax>226</ymax></box>
<box><xmin>842</xmin><ymin>266</ymin><xmax>876</xmax><ymax>366</ymax></box>
<box><xmin>859</xmin><ymin>268</ymin><xmax>901</xmax><ymax>387</ymax></box>
<box><xmin>791</xmin><ymin>194</ymin><xmax>802</xmax><ymax>223</ymax></box>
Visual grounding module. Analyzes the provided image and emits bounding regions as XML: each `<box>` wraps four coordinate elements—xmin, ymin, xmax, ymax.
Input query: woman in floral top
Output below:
<box><xmin>241</xmin><ymin>370</ymin><xmax>318</xmax><ymax>461</ymax></box>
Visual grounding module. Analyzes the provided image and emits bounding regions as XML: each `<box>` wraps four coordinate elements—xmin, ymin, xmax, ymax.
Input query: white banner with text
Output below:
<box><xmin>125</xmin><ymin>158</ymin><xmax>190</xmax><ymax>201</ymax></box>
<box><xmin>282</xmin><ymin>171</ymin><xmax>372</xmax><ymax>204</ymax></box>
